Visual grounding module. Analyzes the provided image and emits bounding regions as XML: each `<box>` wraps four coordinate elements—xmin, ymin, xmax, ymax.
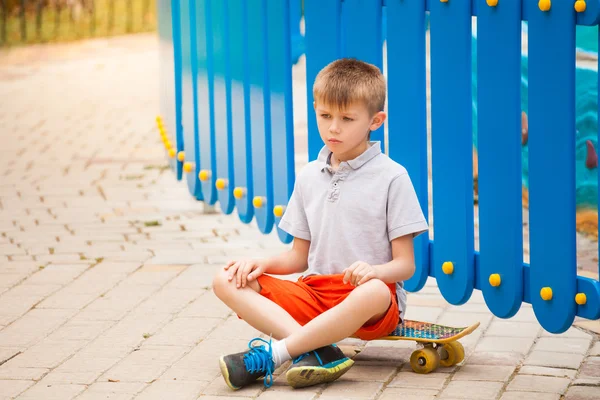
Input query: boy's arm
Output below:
<box><xmin>261</xmin><ymin>237</ymin><xmax>310</xmax><ymax>275</ymax></box>
<box><xmin>342</xmin><ymin>234</ymin><xmax>416</xmax><ymax>286</ymax></box>
<box><xmin>372</xmin><ymin>234</ymin><xmax>416</xmax><ymax>283</ymax></box>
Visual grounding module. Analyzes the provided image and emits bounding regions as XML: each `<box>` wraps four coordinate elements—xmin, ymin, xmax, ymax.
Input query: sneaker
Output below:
<box><xmin>219</xmin><ymin>337</ymin><xmax>275</xmax><ymax>390</ymax></box>
<box><xmin>286</xmin><ymin>344</ymin><xmax>354</xmax><ymax>388</ymax></box>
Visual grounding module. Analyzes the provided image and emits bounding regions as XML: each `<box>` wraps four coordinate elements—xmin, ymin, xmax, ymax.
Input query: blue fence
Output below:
<box><xmin>156</xmin><ymin>0</ymin><xmax>600</xmax><ymax>334</ymax></box>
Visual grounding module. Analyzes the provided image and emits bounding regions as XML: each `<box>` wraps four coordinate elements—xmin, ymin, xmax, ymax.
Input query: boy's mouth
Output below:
<box><xmin>328</xmin><ymin>138</ymin><xmax>342</xmax><ymax>144</ymax></box>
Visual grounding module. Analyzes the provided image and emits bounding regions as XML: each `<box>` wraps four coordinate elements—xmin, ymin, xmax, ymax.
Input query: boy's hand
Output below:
<box><xmin>224</xmin><ymin>259</ymin><xmax>266</xmax><ymax>288</ymax></box>
<box><xmin>343</xmin><ymin>261</ymin><xmax>378</xmax><ymax>286</ymax></box>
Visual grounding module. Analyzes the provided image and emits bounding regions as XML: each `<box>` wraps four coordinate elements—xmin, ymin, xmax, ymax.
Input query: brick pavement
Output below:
<box><xmin>0</xmin><ymin>33</ymin><xmax>598</xmax><ymax>400</ymax></box>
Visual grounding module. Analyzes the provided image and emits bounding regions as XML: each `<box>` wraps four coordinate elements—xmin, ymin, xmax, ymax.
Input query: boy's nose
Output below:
<box><xmin>329</xmin><ymin>122</ymin><xmax>340</xmax><ymax>133</ymax></box>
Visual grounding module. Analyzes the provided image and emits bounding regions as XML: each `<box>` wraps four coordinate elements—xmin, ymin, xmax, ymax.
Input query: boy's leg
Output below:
<box><xmin>212</xmin><ymin>269</ymin><xmax>302</xmax><ymax>340</ymax></box>
<box><xmin>285</xmin><ymin>278</ymin><xmax>393</xmax><ymax>356</ymax></box>
<box><xmin>283</xmin><ymin>278</ymin><xmax>395</xmax><ymax>388</ymax></box>
<box><xmin>213</xmin><ymin>269</ymin><xmax>305</xmax><ymax>390</ymax></box>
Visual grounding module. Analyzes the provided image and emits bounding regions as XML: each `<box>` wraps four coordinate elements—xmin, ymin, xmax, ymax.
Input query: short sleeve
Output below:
<box><xmin>387</xmin><ymin>173</ymin><xmax>429</xmax><ymax>241</ymax></box>
<box><xmin>278</xmin><ymin>179</ymin><xmax>311</xmax><ymax>241</ymax></box>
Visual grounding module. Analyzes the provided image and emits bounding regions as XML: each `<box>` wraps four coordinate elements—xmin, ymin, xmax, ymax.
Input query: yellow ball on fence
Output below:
<box><xmin>489</xmin><ymin>274</ymin><xmax>501</xmax><ymax>287</ymax></box>
<box><xmin>575</xmin><ymin>293</ymin><xmax>587</xmax><ymax>305</ymax></box>
<box><xmin>538</xmin><ymin>0</ymin><xmax>551</xmax><ymax>11</ymax></box>
<box><xmin>216</xmin><ymin>178</ymin><xmax>227</xmax><ymax>190</ymax></box>
<box><xmin>199</xmin><ymin>170</ymin><xmax>211</xmax><ymax>181</ymax></box>
<box><xmin>273</xmin><ymin>205</ymin><xmax>285</xmax><ymax>218</ymax></box>
<box><xmin>183</xmin><ymin>162</ymin><xmax>194</xmax><ymax>173</ymax></box>
<box><xmin>442</xmin><ymin>261</ymin><xmax>454</xmax><ymax>275</ymax></box>
<box><xmin>165</xmin><ymin>140</ymin><xmax>172</xmax><ymax>149</ymax></box>
<box><xmin>233</xmin><ymin>187</ymin><xmax>246</xmax><ymax>199</ymax></box>
<box><xmin>575</xmin><ymin>0</ymin><xmax>586</xmax><ymax>12</ymax></box>
<box><xmin>168</xmin><ymin>148</ymin><xmax>176</xmax><ymax>158</ymax></box>
<box><xmin>253</xmin><ymin>196</ymin><xmax>264</xmax><ymax>208</ymax></box>
<box><xmin>177</xmin><ymin>151</ymin><xmax>185</xmax><ymax>162</ymax></box>
<box><xmin>486</xmin><ymin>0</ymin><xmax>498</xmax><ymax>6</ymax></box>
<box><xmin>540</xmin><ymin>287</ymin><xmax>553</xmax><ymax>301</ymax></box>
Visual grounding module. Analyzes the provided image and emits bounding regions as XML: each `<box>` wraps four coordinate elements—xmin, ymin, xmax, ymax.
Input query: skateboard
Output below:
<box><xmin>362</xmin><ymin>320</ymin><xmax>480</xmax><ymax>374</ymax></box>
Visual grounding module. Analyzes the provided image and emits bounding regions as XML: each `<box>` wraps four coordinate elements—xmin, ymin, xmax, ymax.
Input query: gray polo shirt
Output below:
<box><xmin>278</xmin><ymin>141</ymin><xmax>429</xmax><ymax>318</ymax></box>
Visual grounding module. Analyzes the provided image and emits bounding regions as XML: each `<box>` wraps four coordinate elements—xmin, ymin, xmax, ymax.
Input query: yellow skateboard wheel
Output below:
<box><xmin>438</xmin><ymin>341</ymin><xmax>465</xmax><ymax>367</ymax></box>
<box><xmin>410</xmin><ymin>347</ymin><xmax>440</xmax><ymax>374</ymax></box>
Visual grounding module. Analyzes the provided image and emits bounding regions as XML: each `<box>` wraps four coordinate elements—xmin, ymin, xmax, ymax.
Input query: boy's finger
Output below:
<box><xmin>241</xmin><ymin>263</ymin><xmax>254</xmax><ymax>287</ymax></box>
<box><xmin>357</xmin><ymin>272</ymin><xmax>374</xmax><ymax>286</ymax></box>
<box><xmin>227</xmin><ymin>262</ymin><xmax>240</xmax><ymax>280</ymax></box>
<box><xmin>224</xmin><ymin>260</ymin><xmax>236</xmax><ymax>270</ymax></box>
<box><xmin>236</xmin><ymin>262</ymin><xmax>246</xmax><ymax>288</ymax></box>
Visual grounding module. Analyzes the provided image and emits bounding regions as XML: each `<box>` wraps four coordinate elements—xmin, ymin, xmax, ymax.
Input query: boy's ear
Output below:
<box><xmin>370</xmin><ymin>111</ymin><xmax>387</xmax><ymax>131</ymax></box>
<box><xmin>313</xmin><ymin>101</ymin><xmax>316</xmax><ymax>110</ymax></box>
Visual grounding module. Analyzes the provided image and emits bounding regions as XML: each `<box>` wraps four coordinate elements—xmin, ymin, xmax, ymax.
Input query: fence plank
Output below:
<box><xmin>476</xmin><ymin>0</ymin><xmax>523</xmax><ymax>318</ymax></box>
<box><xmin>386</xmin><ymin>0</ymin><xmax>429</xmax><ymax>293</ymax></box>
<box><xmin>527</xmin><ymin>0</ymin><xmax>577</xmax><ymax>334</ymax></box>
<box><xmin>266</xmin><ymin>0</ymin><xmax>295</xmax><ymax>244</ymax></box>
<box><xmin>340</xmin><ymin>0</ymin><xmax>384</xmax><ymax>145</ymax></box>
<box><xmin>430</xmin><ymin>0</ymin><xmax>475</xmax><ymax>305</ymax></box>
<box><xmin>196</xmin><ymin>0</ymin><xmax>218</xmax><ymax>204</ymax></box>
<box><xmin>247</xmin><ymin>0</ymin><xmax>275</xmax><ymax>234</ymax></box>
<box><xmin>212</xmin><ymin>0</ymin><xmax>235</xmax><ymax>214</ymax></box>
<box><xmin>179</xmin><ymin>0</ymin><xmax>203</xmax><ymax>200</ymax></box>
<box><xmin>304</xmin><ymin>0</ymin><xmax>342</xmax><ymax>161</ymax></box>
<box><xmin>228</xmin><ymin>0</ymin><xmax>254</xmax><ymax>224</ymax></box>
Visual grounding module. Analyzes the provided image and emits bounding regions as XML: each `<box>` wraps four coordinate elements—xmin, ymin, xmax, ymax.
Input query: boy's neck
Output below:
<box><xmin>330</xmin><ymin>141</ymin><xmax>370</xmax><ymax>169</ymax></box>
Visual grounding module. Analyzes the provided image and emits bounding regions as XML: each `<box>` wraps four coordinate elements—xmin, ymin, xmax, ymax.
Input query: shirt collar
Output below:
<box><xmin>319</xmin><ymin>141</ymin><xmax>382</xmax><ymax>172</ymax></box>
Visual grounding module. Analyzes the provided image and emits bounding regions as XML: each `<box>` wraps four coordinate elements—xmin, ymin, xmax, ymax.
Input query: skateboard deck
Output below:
<box><xmin>379</xmin><ymin>319</ymin><xmax>480</xmax><ymax>343</ymax></box>
<box><xmin>358</xmin><ymin>320</ymin><xmax>480</xmax><ymax>374</ymax></box>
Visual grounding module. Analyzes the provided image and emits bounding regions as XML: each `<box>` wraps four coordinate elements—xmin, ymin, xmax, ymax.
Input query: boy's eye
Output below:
<box><xmin>343</xmin><ymin>117</ymin><xmax>354</xmax><ymax>122</ymax></box>
<box><xmin>320</xmin><ymin>113</ymin><xmax>331</xmax><ymax>119</ymax></box>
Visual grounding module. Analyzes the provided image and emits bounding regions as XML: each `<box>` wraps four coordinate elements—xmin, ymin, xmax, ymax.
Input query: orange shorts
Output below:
<box><xmin>254</xmin><ymin>273</ymin><xmax>400</xmax><ymax>341</ymax></box>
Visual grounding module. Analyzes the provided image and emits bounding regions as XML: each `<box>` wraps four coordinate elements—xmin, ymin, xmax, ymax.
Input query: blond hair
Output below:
<box><xmin>313</xmin><ymin>58</ymin><xmax>386</xmax><ymax>116</ymax></box>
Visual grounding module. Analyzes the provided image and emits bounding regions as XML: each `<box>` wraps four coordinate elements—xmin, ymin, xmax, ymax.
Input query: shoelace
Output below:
<box><xmin>292</xmin><ymin>349</ymin><xmax>324</xmax><ymax>365</ymax></box>
<box><xmin>243</xmin><ymin>337</ymin><xmax>274</xmax><ymax>387</ymax></box>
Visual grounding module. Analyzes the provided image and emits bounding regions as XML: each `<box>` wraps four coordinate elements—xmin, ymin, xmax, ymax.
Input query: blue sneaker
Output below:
<box><xmin>219</xmin><ymin>337</ymin><xmax>275</xmax><ymax>390</ymax></box>
<box><xmin>286</xmin><ymin>344</ymin><xmax>354</xmax><ymax>388</ymax></box>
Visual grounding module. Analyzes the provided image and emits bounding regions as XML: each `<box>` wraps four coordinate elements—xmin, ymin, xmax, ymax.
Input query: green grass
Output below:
<box><xmin>1</xmin><ymin>1</ymin><xmax>157</xmax><ymax>47</ymax></box>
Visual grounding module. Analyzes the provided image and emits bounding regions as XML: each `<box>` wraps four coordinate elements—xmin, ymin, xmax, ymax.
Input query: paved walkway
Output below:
<box><xmin>0</xmin><ymin>34</ymin><xmax>599</xmax><ymax>400</ymax></box>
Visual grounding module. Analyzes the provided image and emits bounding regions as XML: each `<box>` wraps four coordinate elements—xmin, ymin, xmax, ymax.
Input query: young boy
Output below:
<box><xmin>213</xmin><ymin>58</ymin><xmax>428</xmax><ymax>390</ymax></box>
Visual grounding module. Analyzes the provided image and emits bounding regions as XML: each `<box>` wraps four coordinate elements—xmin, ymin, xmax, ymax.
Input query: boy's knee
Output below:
<box><xmin>357</xmin><ymin>279</ymin><xmax>391</xmax><ymax>309</ymax></box>
<box><xmin>212</xmin><ymin>269</ymin><xmax>233</xmax><ymax>299</ymax></box>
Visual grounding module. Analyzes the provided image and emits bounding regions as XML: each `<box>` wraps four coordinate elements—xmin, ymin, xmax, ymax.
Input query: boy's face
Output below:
<box><xmin>314</xmin><ymin>101</ymin><xmax>386</xmax><ymax>162</ymax></box>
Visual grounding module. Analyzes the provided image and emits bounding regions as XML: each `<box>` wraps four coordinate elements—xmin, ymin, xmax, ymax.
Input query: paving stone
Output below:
<box><xmin>564</xmin><ymin>386</ymin><xmax>600</xmax><ymax>400</ymax></box>
<box><xmin>524</xmin><ymin>350</ymin><xmax>586</xmax><ymax>369</ymax></box>
<box><xmin>338</xmin><ymin>363</ymin><xmax>397</xmax><ymax>382</ymax></box>
<box><xmin>465</xmin><ymin>351</ymin><xmax>523</xmax><ymax>366</ymax></box>
<box><xmin>100</xmin><ymin>346</ymin><xmax>189</xmax><ymax>383</ymax></box>
<box><xmin>579</xmin><ymin>356</ymin><xmax>600</xmax><ymax>378</ymax></box>
<box><xmin>136</xmin><ymin>380</ymin><xmax>209</xmax><ymax>400</ymax></box>
<box><xmin>14</xmin><ymin>382</ymin><xmax>86</xmax><ymax>400</ymax></box>
<box><xmin>475</xmin><ymin>336</ymin><xmax>535</xmax><ymax>354</ymax></box>
<box><xmin>0</xmin><ymin>379</ymin><xmax>35</xmax><ymax>398</ymax></box>
<box><xmin>378</xmin><ymin>387</ymin><xmax>438</xmax><ymax>400</ymax></box>
<box><xmin>519</xmin><ymin>365</ymin><xmax>577</xmax><ymax>379</ymax></box>
<box><xmin>201</xmin><ymin>376</ymin><xmax>263</xmax><ymax>398</ymax></box>
<box><xmin>500</xmin><ymin>392</ymin><xmax>561</xmax><ymax>400</ymax></box>
<box><xmin>439</xmin><ymin>380</ymin><xmax>504</xmax><ymax>399</ymax></box>
<box><xmin>388</xmin><ymin>371</ymin><xmax>450</xmax><ymax>390</ymax></box>
<box><xmin>319</xmin><ymin>379</ymin><xmax>384</xmax><ymax>399</ymax></box>
<box><xmin>532</xmin><ymin>337</ymin><xmax>592</xmax><ymax>354</ymax></box>
<box><xmin>590</xmin><ymin>342</ymin><xmax>600</xmax><ymax>356</ymax></box>
<box><xmin>485</xmin><ymin>320</ymin><xmax>541</xmax><ymax>337</ymax></box>
<box><xmin>452</xmin><ymin>364</ymin><xmax>515</xmax><ymax>381</ymax></box>
<box><xmin>507</xmin><ymin>375</ymin><xmax>571</xmax><ymax>394</ymax></box>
